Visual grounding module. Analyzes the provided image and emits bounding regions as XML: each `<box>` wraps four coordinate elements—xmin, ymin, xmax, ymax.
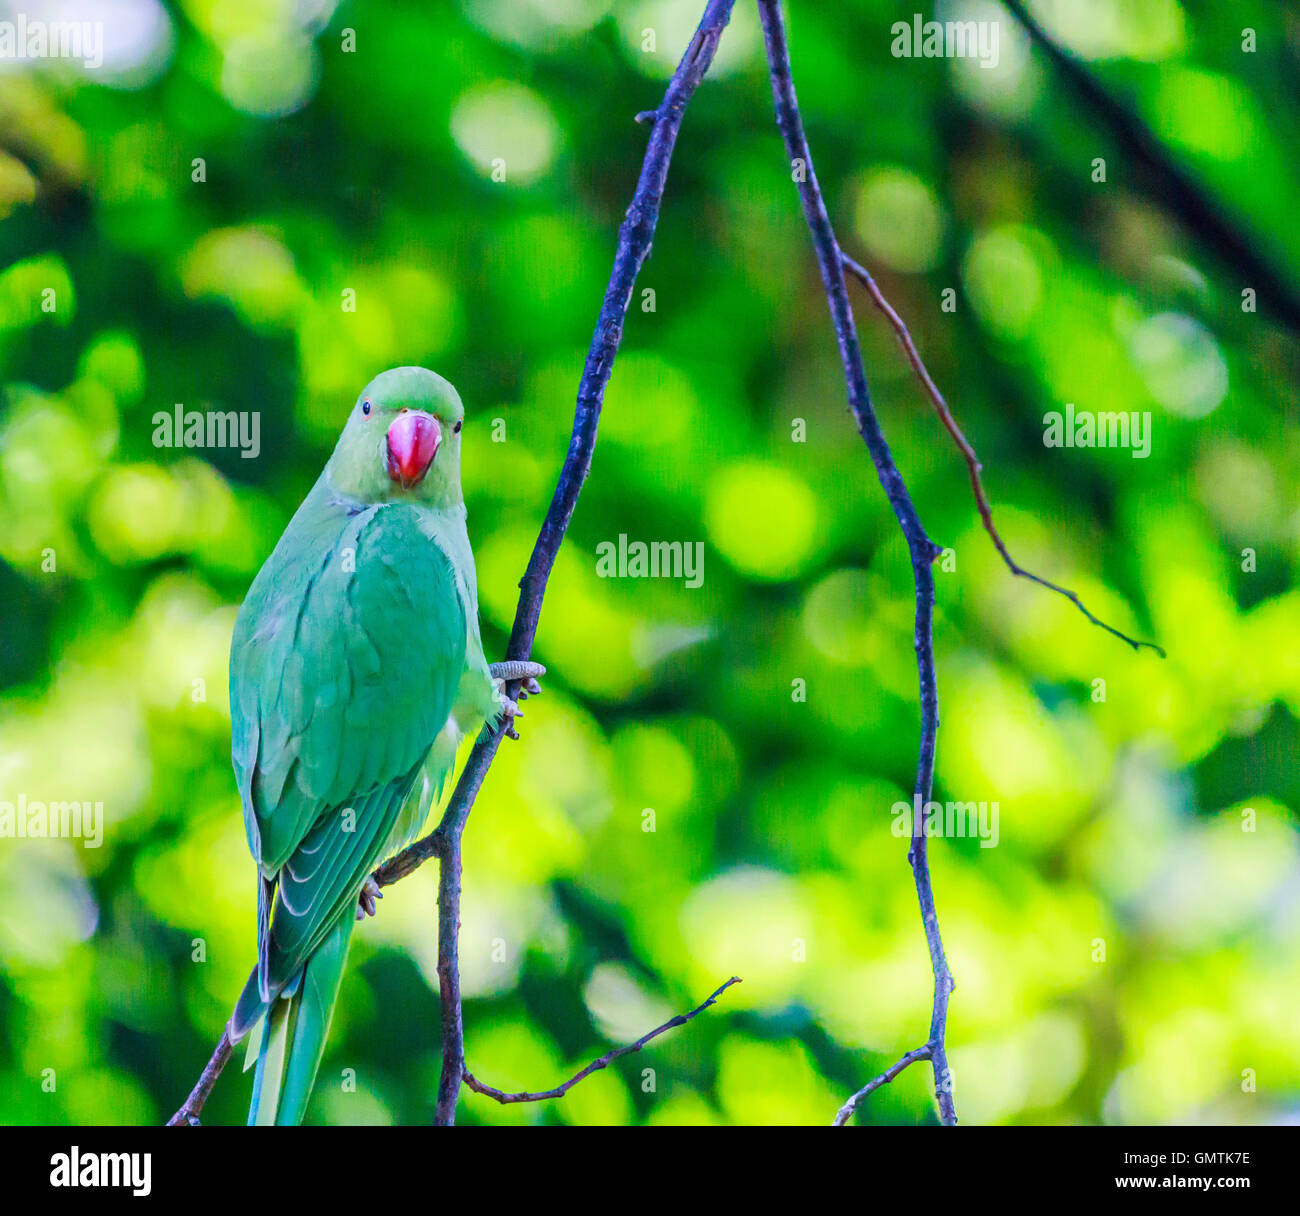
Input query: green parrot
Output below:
<box><xmin>224</xmin><ymin>366</ymin><xmax>542</xmax><ymax>1125</ymax></box>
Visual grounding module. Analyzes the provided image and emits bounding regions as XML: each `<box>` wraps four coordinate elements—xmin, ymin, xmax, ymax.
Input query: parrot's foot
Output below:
<box><xmin>355</xmin><ymin>876</ymin><xmax>384</xmax><ymax>921</ymax></box>
<box><xmin>489</xmin><ymin>661</ymin><xmax>545</xmax><ymax>741</ymax></box>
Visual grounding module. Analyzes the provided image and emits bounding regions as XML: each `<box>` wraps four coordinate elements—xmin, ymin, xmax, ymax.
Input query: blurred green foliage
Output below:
<box><xmin>1</xmin><ymin>0</ymin><xmax>1298</xmax><ymax>1126</ymax></box>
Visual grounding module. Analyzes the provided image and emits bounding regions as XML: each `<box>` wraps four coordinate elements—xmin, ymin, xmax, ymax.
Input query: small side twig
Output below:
<box><xmin>840</xmin><ymin>252</ymin><xmax>1164</xmax><ymax>657</ymax></box>
<box><xmin>832</xmin><ymin>1044</ymin><xmax>931</xmax><ymax>1127</ymax></box>
<box><xmin>463</xmin><ymin>977</ymin><xmax>741</xmax><ymax>1105</ymax></box>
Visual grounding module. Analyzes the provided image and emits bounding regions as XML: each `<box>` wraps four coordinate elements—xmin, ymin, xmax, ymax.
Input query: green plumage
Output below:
<box><xmin>226</xmin><ymin>367</ymin><xmax>498</xmax><ymax>1125</ymax></box>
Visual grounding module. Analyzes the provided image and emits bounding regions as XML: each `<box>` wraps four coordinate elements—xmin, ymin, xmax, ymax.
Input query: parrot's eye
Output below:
<box><xmin>362</xmin><ymin>399</ymin><xmax>371</xmax><ymax>416</ymax></box>
<box><xmin>453</xmin><ymin>419</ymin><xmax>462</xmax><ymax>434</ymax></box>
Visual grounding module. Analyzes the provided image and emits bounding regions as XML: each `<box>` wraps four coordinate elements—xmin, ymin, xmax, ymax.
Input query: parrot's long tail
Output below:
<box><xmin>240</xmin><ymin>911</ymin><xmax>356</xmax><ymax>1126</ymax></box>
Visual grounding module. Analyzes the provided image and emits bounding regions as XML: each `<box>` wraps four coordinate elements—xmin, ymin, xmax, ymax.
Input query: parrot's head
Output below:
<box><xmin>326</xmin><ymin>366</ymin><xmax>466</xmax><ymax>507</ymax></box>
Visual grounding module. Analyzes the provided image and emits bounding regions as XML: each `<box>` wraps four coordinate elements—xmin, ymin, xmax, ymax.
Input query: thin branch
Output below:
<box><xmin>423</xmin><ymin>738</ymin><xmax>496</xmax><ymax>1124</ymax></box>
<box><xmin>756</xmin><ymin>0</ymin><xmax>957</xmax><ymax>1125</ymax></box>
<box><xmin>420</xmin><ymin>0</ymin><xmax>737</xmax><ymax>1128</ymax></box>
<box><xmin>502</xmin><ymin>0</ymin><xmax>735</xmax><ymax>667</ymax></box>
<box><xmin>840</xmin><ymin>252</ymin><xmax>1165</xmax><ymax>657</ymax></box>
<box><xmin>166</xmin><ymin>1027</ymin><xmax>232</xmax><ymax>1127</ymax></box>
<box><xmin>167</xmin><ymin>0</ymin><xmax>739</xmax><ymax>1129</ymax></box>
<box><xmin>463</xmin><ymin>977</ymin><xmax>741</xmax><ymax>1105</ymax></box>
<box><xmin>832</xmin><ymin>1045</ymin><xmax>931</xmax><ymax>1127</ymax></box>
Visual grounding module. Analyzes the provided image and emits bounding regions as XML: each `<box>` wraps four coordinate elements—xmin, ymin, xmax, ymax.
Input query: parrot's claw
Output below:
<box><xmin>494</xmin><ymin>686</ymin><xmax>523</xmax><ymax>739</ymax></box>
<box><xmin>490</xmin><ymin>661</ymin><xmax>545</xmax><ymax>741</ymax></box>
<box><xmin>355</xmin><ymin>876</ymin><xmax>384</xmax><ymax>921</ymax></box>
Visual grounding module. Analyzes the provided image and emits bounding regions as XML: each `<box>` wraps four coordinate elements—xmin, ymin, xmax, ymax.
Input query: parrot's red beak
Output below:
<box><xmin>386</xmin><ymin>410</ymin><xmax>441</xmax><ymax>487</ymax></box>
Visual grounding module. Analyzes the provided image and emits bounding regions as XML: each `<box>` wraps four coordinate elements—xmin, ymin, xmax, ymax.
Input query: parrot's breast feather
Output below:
<box><xmin>230</xmin><ymin>499</ymin><xmax>467</xmax><ymax>871</ymax></box>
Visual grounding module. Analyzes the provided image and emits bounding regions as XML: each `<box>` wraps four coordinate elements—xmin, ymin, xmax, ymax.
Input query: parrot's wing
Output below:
<box><xmin>230</xmin><ymin>497</ymin><xmax>466</xmax><ymax>991</ymax></box>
